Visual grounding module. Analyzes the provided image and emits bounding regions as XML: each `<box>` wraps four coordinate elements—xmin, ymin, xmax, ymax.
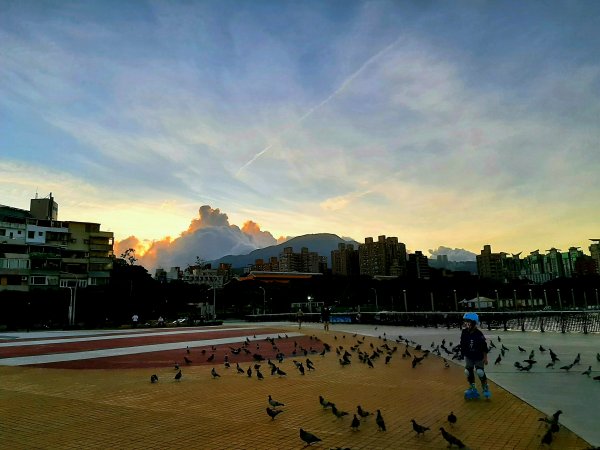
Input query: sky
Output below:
<box><xmin>2</xmin><ymin>1</ymin><xmax>599</xmax><ymax>271</ymax></box>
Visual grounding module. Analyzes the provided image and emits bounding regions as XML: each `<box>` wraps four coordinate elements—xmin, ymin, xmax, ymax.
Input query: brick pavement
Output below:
<box><xmin>0</xmin><ymin>325</ymin><xmax>593</xmax><ymax>449</ymax></box>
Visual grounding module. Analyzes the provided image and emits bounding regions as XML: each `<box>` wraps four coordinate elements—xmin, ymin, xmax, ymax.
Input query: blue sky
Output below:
<box><xmin>2</xmin><ymin>1</ymin><xmax>599</xmax><ymax>267</ymax></box>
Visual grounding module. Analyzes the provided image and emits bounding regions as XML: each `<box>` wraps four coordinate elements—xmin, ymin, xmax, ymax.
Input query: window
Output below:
<box><xmin>28</xmin><ymin>231</ymin><xmax>35</xmax><ymax>239</ymax></box>
<box><xmin>0</xmin><ymin>229</ymin><xmax>5</xmax><ymax>236</ymax></box>
<box><xmin>30</xmin><ymin>276</ymin><xmax>47</xmax><ymax>285</ymax></box>
<box><xmin>38</xmin><ymin>231</ymin><xmax>43</xmax><ymax>236</ymax></box>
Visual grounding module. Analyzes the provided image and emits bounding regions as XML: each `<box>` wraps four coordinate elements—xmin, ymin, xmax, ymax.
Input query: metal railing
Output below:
<box><xmin>245</xmin><ymin>310</ymin><xmax>600</xmax><ymax>333</ymax></box>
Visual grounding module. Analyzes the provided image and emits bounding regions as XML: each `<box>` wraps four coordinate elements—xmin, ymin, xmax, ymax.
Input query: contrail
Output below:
<box><xmin>236</xmin><ymin>36</ymin><xmax>403</xmax><ymax>176</ymax></box>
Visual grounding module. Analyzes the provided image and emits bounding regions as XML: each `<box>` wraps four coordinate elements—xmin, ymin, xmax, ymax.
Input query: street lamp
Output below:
<box><xmin>528</xmin><ymin>289</ymin><xmax>533</xmax><ymax>309</ymax></box>
<box><xmin>571</xmin><ymin>288</ymin><xmax>575</xmax><ymax>309</ymax></box>
<box><xmin>403</xmin><ymin>289</ymin><xmax>408</xmax><ymax>312</ymax></box>
<box><xmin>596</xmin><ymin>289</ymin><xmax>599</xmax><ymax>309</ymax></box>
<box><xmin>370</xmin><ymin>288</ymin><xmax>378</xmax><ymax>311</ymax></box>
<box><xmin>259</xmin><ymin>286</ymin><xmax>266</xmax><ymax>314</ymax></box>
<box><xmin>513</xmin><ymin>289</ymin><xmax>517</xmax><ymax>310</ymax></box>
<box><xmin>543</xmin><ymin>289</ymin><xmax>548</xmax><ymax>309</ymax></box>
<box><xmin>307</xmin><ymin>296</ymin><xmax>313</xmax><ymax>313</ymax></box>
<box><xmin>453</xmin><ymin>289</ymin><xmax>457</xmax><ymax>311</ymax></box>
<box><xmin>430</xmin><ymin>291</ymin><xmax>435</xmax><ymax>312</ymax></box>
<box><xmin>494</xmin><ymin>289</ymin><xmax>499</xmax><ymax>308</ymax></box>
<box><xmin>557</xmin><ymin>288</ymin><xmax>562</xmax><ymax>310</ymax></box>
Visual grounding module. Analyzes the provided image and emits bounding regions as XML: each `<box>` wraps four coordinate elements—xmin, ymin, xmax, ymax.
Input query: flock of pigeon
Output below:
<box><xmin>486</xmin><ymin>334</ymin><xmax>600</xmax><ymax>384</ymax></box>
<box><xmin>144</xmin><ymin>329</ymin><xmax>597</xmax><ymax>449</ymax></box>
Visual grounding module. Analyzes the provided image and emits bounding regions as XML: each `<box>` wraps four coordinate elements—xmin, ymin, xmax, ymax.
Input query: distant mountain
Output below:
<box><xmin>210</xmin><ymin>233</ymin><xmax>360</xmax><ymax>269</ymax></box>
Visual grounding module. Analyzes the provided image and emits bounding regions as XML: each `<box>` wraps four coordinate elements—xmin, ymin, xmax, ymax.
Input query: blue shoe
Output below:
<box><xmin>464</xmin><ymin>383</ymin><xmax>480</xmax><ymax>400</ymax></box>
<box><xmin>482</xmin><ymin>384</ymin><xmax>491</xmax><ymax>399</ymax></box>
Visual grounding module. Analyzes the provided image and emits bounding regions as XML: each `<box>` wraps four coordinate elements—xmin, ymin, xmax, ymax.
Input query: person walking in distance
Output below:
<box><xmin>460</xmin><ymin>312</ymin><xmax>491</xmax><ymax>399</ymax></box>
<box><xmin>297</xmin><ymin>308</ymin><xmax>304</xmax><ymax>329</ymax></box>
<box><xmin>321</xmin><ymin>306</ymin><xmax>331</xmax><ymax>331</ymax></box>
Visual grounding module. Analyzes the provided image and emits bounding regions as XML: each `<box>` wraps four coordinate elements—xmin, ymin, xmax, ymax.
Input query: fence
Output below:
<box><xmin>245</xmin><ymin>310</ymin><xmax>600</xmax><ymax>334</ymax></box>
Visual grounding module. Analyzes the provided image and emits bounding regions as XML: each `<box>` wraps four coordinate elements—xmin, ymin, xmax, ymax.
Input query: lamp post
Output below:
<box><xmin>528</xmin><ymin>289</ymin><xmax>533</xmax><ymax>310</ymax></box>
<box><xmin>453</xmin><ymin>289</ymin><xmax>457</xmax><ymax>311</ymax></box>
<box><xmin>571</xmin><ymin>288</ymin><xmax>575</xmax><ymax>309</ymax></box>
<box><xmin>211</xmin><ymin>276</ymin><xmax>217</xmax><ymax>320</ymax></box>
<box><xmin>259</xmin><ymin>286</ymin><xmax>266</xmax><ymax>314</ymax></box>
<box><xmin>513</xmin><ymin>289</ymin><xmax>517</xmax><ymax>310</ymax></box>
<box><xmin>370</xmin><ymin>288</ymin><xmax>378</xmax><ymax>311</ymax></box>
<box><xmin>307</xmin><ymin>296</ymin><xmax>313</xmax><ymax>313</ymax></box>
<box><xmin>557</xmin><ymin>288</ymin><xmax>562</xmax><ymax>310</ymax></box>
<box><xmin>543</xmin><ymin>289</ymin><xmax>548</xmax><ymax>309</ymax></box>
<box><xmin>403</xmin><ymin>289</ymin><xmax>408</xmax><ymax>312</ymax></box>
<box><xmin>494</xmin><ymin>289</ymin><xmax>499</xmax><ymax>308</ymax></box>
<box><xmin>596</xmin><ymin>289</ymin><xmax>599</xmax><ymax>309</ymax></box>
<box><xmin>430</xmin><ymin>292</ymin><xmax>435</xmax><ymax>312</ymax></box>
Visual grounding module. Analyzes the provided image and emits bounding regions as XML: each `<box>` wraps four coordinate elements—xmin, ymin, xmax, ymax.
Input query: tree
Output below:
<box><xmin>120</xmin><ymin>248</ymin><xmax>137</xmax><ymax>266</ymax></box>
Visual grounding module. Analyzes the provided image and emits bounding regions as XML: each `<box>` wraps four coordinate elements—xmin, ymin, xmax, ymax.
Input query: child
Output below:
<box><xmin>460</xmin><ymin>312</ymin><xmax>491</xmax><ymax>399</ymax></box>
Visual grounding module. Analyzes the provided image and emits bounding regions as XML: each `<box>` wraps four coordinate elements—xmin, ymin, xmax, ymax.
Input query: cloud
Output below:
<box><xmin>128</xmin><ymin>205</ymin><xmax>278</xmax><ymax>273</ymax></box>
<box><xmin>428</xmin><ymin>246</ymin><xmax>477</xmax><ymax>262</ymax></box>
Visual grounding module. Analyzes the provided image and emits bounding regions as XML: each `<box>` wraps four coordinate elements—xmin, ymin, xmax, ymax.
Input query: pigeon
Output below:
<box><xmin>236</xmin><ymin>363</ymin><xmax>244</xmax><ymax>374</ymax></box>
<box><xmin>357</xmin><ymin>405</ymin><xmax>371</xmax><ymax>418</ymax></box>
<box><xmin>174</xmin><ymin>370</ymin><xmax>182</xmax><ymax>380</ymax></box>
<box><xmin>440</xmin><ymin>427</ymin><xmax>465</xmax><ymax>448</ymax></box>
<box><xmin>186</xmin><ymin>346</ymin><xmax>190</xmax><ymax>354</ymax></box>
<box><xmin>582</xmin><ymin>365</ymin><xmax>592</xmax><ymax>376</ymax></box>
<box><xmin>211</xmin><ymin>367</ymin><xmax>220</xmax><ymax>378</ymax></box>
<box><xmin>320</xmin><ymin>395</ymin><xmax>333</xmax><ymax>409</ymax></box>
<box><xmin>539</xmin><ymin>345</ymin><xmax>546</xmax><ymax>352</ymax></box>
<box><xmin>331</xmin><ymin>404</ymin><xmax>349</xmax><ymax>418</ymax></box>
<box><xmin>299</xmin><ymin>428</ymin><xmax>322</xmax><ymax>446</ymax></box>
<box><xmin>539</xmin><ymin>410</ymin><xmax>562</xmax><ymax>431</ymax></box>
<box><xmin>266</xmin><ymin>407</ymin><xmax>283</xmax><ymax>420</ymax></box>
<box><xmin>206</xmin><ymin>354</ymin><xmax>215</xmax><ymax>362</ymax></box>
<box><xmin>593</xmin><ymin>375</ymin><xmax>600</xmax><ymax>381</ymax></box>
<box><xmin>150</xmin><ymin>374</ymin><xmax>158</xmax><ymax>383</ymax></box>
<box><xmin>494</xmin><ymin>355</ymin><xmax>502</xmax><ymax>365</ymax></box>
<box><xmin>350</xmin><ymin>414</ymin><xmax>360</xmax><ymax>431</ymax></box>
<box><xmin>448</xmin><ymin>411</ymin><xmax>457</xmax><ymax>426</ymax></box>
<box><xmin>247</xmin><ymin>367</ymin><xmax>252</xmax><ymax>378</ymax></box>
<box><xmin>306</xmin><ymin>358</ymin><xmax>315</xmax><ymax>371</ymax></box>
<box><xmin>549</xmin><ymin>349</ymin><xmax>560</xmax><ymax>362</ymax></box>
<box><xmin>276</xmin><ymin>367</ymin><xmax>287</xmax><ymax>377</ymax></box>
<box><xmin>412</xmin><ymin>355</ymin><xmax>425</xmax><ymax>368</ymax></box>
<box><xmin>597</xmin><ymin>352</ymin><xmax>600</xmax><ymax>362</ymax></box>
<box><xmin>411</xmin><ymin>419</ymin><xmax>430</xmax><ymax>436</ymax></box>
<box><xmin>560</xmin><ymin>363</ymin><xmax>574</xmax><ymax>372</ymax></box>
<box><xmin>375</xmin><ymin>409</ymin><xmax>386</xmax><ymax>431</ymax></box>
<box><xmin>268</xmin><ymin>395</ymin><xmax>285</xmax><ymax>408</ymax></box>
<box><xmin>174</xmin><ymin>363</ymin><xmax>179</xmax><ymax>370</ymax></box>
<box><xmin>518</xmin><ymin>346</ymin><xmax>526</xmax><ymax>352</ymax></box>
<box><xmin>573</xmin><ymin>353</ymin><xmax>581</xmax><ymax>365</ymax></box>
<box><xmin>546</xmin><ymin>361</ymin><xmax>556</xmax><ymax>368</ymax></box>
<box><xmin>184</xmin><ymin>356</ymin><xmax>192</xmax><ymax>364</ymax></box>
<box><xmin>256</xmin><ymin>369</ymin><xmax>264</xmax><ymax>380</ymax></box>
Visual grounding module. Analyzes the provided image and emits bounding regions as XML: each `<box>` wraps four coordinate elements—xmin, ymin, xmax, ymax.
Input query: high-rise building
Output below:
<box><xmin>408</xmin><ymin>251</ymin><xmax>430</xmax><ymax>279</ymax></box>
<box><xmin>476</xmin><ymin>245</ymin><xmax>506</xmax><ymax>281</ymax></box>
<box><xmin>358</xmin><ymin>235</ymin><xmax>407</xmax><ymax>277</ymax></box>
<box><xmin>331</xmin><ymin>243</ymin><xmax>359</xmax><ymax>276</ymax></box>
<box><xmin>590</xmin><ymin>239</ymin><xmax>600</xmax><ymax>275</ymax></box>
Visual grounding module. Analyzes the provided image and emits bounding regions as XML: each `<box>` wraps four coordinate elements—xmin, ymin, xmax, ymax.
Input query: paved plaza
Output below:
<box><xmin>0</xmin><ymin>322</ymin><xmax>598</xmax><ymax>449</ymax></box>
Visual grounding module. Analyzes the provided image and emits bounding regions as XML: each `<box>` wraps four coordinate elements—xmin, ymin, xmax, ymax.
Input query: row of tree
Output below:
<box><xmin>1</xmin><ymin>253</ymin><xmax>599</xmax><ymax>330</ymax></box>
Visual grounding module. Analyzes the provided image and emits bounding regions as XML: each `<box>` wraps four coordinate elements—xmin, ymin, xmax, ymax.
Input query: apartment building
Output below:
<box><xmin>358</xmin><ymin>235</ymin><xmax>407</xmax><ymax>277</ymax></box>
<box><xmin>331</xmin><ymin>242</ymin><xmax>359</xmax><ymax>276</ymax></box>
<box><xmin>0</xmin><ymin>194</ymin><xmax>114</xmax><ymax>292</ymax></box>
<box><xmin>590</xmin><ymin>239</ymin><xmax>600</xmax><ymax>275</ymax></box>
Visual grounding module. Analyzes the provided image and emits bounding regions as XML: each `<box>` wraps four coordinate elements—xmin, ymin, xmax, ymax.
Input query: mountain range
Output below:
<box><xmin>210</xmin><ymin>233</ymin><xmax>359</xmax><ymax>269</ymax></box>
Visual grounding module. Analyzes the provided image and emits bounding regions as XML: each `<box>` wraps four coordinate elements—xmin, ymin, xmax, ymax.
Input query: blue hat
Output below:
<box><xmin>463</xmin><ymin>312</ymin><xmax>479</xmax><ymax>323</ymax></box>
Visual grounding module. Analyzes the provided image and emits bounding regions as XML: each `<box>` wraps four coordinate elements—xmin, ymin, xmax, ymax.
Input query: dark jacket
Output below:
<box><xmin>460</xmin><ymin>327</ymin><xmax>488</xmax><ymax>360</ymax></box>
